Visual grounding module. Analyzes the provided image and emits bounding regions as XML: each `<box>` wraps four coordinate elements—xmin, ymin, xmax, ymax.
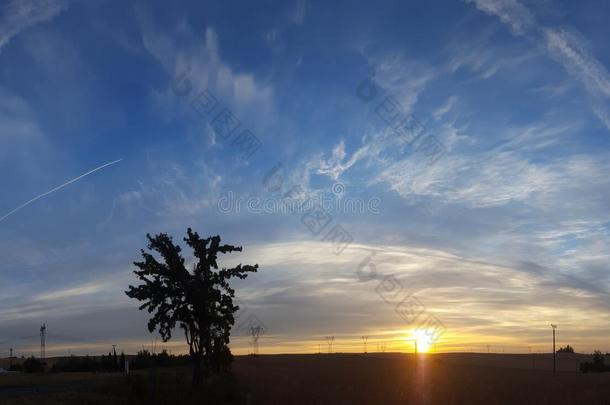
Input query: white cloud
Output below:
<box><xmin>465</xmin><ymin>0</ymin><xmax>610</xmax><ymax>132</ymax></box>
<box><xmin>446</xmin><ymin>34</ymin><xmax>534</xmax><ymax>79</ymax></box>
<box><xmin>309</xmin><ymin>139</ymin><xmax>374</xmax><ymax>181</ymax></box>
<box><xmin>0</xmin><ymin>0</ymin><xmax>67</xmax><ymax>51</ymax></box>
<box><xmin>227</xmin><ymin>240</ymin><xmax>610</xmax><ymax>351</ymax></box>
<box><xmin>0</xmin><ymin>88</ymin><xmax>53</xmax><ymax>165</ymax></box>
<box><xmin>105</xmin><ymin>157</ymin><xmax>222</xmax><ymax>224</ymax></box>
<box><xmin>292</xmin><ymin>0</ymin><xmax>306</xmax><ymax>26</ymax></box>
<box><xmin>543</xmin><ymin>28</ymin><xmax>610</xmax><ymax>131</ymax></box>
<box><xmin>465</xmin><ymin>0</ymin><xmax>535</xmax><ymax>35</ymax></box>
<box><xmin>375</xmin><ymin>149</ymin><xmax>610</xmax><ymax>209</ymax></box>
<box><xmin>134</xmin><ymin>5</ymin><xmax>274</xmax><ymax>115</ymax></box>
<box><xmin>36</xmin><ymin>282</ymin><xmax>109</xmax><ymax>301</ymax></box>
<box><xmin>433</xmin><ymin>96</ymin><xmax>458</xmax><ymax>120</ymax></box>
<box><xmin>370</xmin><ymin>55</ymin><xmax>436</xmax><ymax>112</ymax></box>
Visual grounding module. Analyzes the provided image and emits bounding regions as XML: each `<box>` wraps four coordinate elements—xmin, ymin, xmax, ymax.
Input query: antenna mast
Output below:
<box><xmin>551</xmin><ymin>324</ymin><xmax>557</xmax><ymax>375</ymax></box>
<box><xmin>39</xmin><ymin>324</ymin><xmax>46</xmax><ymax>362</ymax></box>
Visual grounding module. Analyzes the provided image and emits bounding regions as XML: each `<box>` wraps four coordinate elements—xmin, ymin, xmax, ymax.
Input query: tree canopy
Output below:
<box><xmin>126</xmin><ymin>228</ymin><xmax>258</xmax><ymax>385</ymax></box>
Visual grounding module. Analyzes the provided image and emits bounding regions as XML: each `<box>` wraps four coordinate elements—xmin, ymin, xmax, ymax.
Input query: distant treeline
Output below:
<box><xmin>580</xmin><ymin>351</ymin><xmax>610</xmax><ymax>373</ymax></box>
<box><xmin>51</xmin><ymin>350</ymin><xmax>190</xmax><ymax>373</ymax></box>
<box><xmin>7</xmin><ymin>357</ymin><xmax>44</xmax><ymax>373</ymax></box>
<box><xmin>8</xmin><ymin>350</ymin><xmax>191</xmax><ymax>373</ymax></box>
<box><xmin>129</xmin><ymin>350</ymin><xmax>190</xmax><ymax>370</ymax></box>
<box><xmin>50</xmin><ymin>350</ymin><xmax>126</xmax><ymax>373</ymax></box>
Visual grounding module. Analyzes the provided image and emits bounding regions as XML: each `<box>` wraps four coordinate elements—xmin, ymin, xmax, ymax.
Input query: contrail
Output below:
<box><xmin>0</xmin><ymin>159</ymin><xmax>123</xmax><ymax>223</ymax></box>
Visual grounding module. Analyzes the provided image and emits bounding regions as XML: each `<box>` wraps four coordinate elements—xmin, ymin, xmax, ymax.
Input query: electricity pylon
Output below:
<box><xmin>362</xmin><ymin>336</ymin><xmax>368</xmax><ymax>354</ymax></box>
<box><xmin>250</xmin><ymin>326</ymin><xmax>263</xmax><ymax>355</ymax></box>
<box><xmin>326</xmin><ymin>336</ymin><xmax>334</xmax><ymax>353</ymax></box>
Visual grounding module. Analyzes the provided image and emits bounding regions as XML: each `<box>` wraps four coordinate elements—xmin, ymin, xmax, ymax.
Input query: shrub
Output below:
<box><xmin>51</xmin><ymin>355</ymin><xmax>101</xmax><ymax>373</ymax></box>
<box><xmin>580</xmin><ymin>351</ymin><xmax>610</xmax><ymax>373</ymax></box>
<box><xmin>22</xmin><ymin>357</ymin><xmax>44</xmax><ymax>373</ymax></box>
<box><xmin>557</xmin><ymin>345</ymin><xmax>574</xmax><ymax>353</ymax></box>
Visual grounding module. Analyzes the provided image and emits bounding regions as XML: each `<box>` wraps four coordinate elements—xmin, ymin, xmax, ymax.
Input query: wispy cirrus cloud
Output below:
<box><xmin>133</xmin><ymin>3</ymin><xmax>275</xmax><ymax>120</ymax></box>
<box><xmin>0</xmin><ymin>0</ymin><xmax>68</xmax><ymax>51</ymax></box>
<box><xmin>542</xmin><ymin>27</ymin><xmax>610</xmax><ymax>130</ymax></box>
<box><xmin>464</xmin><ymin>0</ymin><xmax>610</xmax><ymax>132</ymax></box>
<box><xmin>465</xmin><ymin>0</ymin><xmax>535</xmax><ymax>35</ymax></box>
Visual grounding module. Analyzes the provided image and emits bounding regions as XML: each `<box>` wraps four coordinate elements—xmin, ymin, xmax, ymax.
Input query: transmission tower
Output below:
<box><xmin>9</xmin><ymin>348</ymin><xmax>13</xmax><ymax>369</ymax></box>
<box><xmin>362</xmin><ymin>336</ymin><xmax>368</xmax><ymax>354</ymax></box>
<box><xmin>325</xmin><ymin>336</ymin><xmax>334</xmax><ymax>353</ymax></box>
<box><xmin>40</xmin><ymin>324</ymin><xmax>46</xmax><ymax>362</ymax></box>
<box><xmin>250</xmin><ymin>326</ymin><xmax>263</xmax><ymax>355</ymax></box>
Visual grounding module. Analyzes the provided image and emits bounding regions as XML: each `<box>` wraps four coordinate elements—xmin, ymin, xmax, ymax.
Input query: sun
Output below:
<box><xmin>412</xmin><ymin>330</ymin><xmax>433</xmax><ymax>353</ymax></box>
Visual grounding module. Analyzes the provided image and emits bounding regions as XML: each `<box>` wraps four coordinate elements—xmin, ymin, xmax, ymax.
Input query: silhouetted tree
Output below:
<box><xmin>119</xmin><ymin>352</ymin><xmax>126</xmax><ymax>372</ymax></box>
<box><xmin>126</xmin><ymin>229</ymin><xmax>258</xmax><ymax>386</ymax></box>
<box><xmin>580</xmin><ymin>350</ymin><xmax>609</xmax><ymax>373</ymax></box>
<box><xmin>22</xmin><ymin>357</ymin><xmax>44</xmax><ymax>373</ymax></box>
<box><xmin>557</xmin><ymin>344</ymin><xmax>574</xmax><ymax>353</ymax></box>
<box><xmin>113</xmin><ymin>350</ymin><xmax>118</xmax><ymax>371</ymax></box>
<box><xmin>51</xmin><ymin>355</ymin><xmax>100</xmax><ymax>372</ymax></box>
<box><xmin>106</xmin><ymin>352</ymin><xmax>113</xmax><ymax>371</ymax></box>
<box><xmin>210</xmin><ymin>338</ymin><xmax>234</xmax><ymax>374</ymax></box>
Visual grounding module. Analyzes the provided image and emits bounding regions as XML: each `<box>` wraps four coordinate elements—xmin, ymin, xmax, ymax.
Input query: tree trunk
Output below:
<box><xmin>192</xmin><ymin>354</ymin><xmax>203</xmax><ymax>387</ymax></box>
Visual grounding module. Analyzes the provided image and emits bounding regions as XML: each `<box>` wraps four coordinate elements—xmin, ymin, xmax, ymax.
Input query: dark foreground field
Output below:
<box><xmin>1</xmin><ymin>353</ymin><xmax>610</xmax><ymax>404</ymax></box>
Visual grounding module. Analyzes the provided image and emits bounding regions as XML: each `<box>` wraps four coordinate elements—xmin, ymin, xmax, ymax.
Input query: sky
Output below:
<box><xmin>1</xmin><ymin>0</ymin><xmax>610</xmax><ymax>357</ymax></box>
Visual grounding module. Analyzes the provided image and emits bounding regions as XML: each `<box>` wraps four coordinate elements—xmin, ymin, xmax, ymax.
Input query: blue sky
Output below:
<box><xmin>1</xmin><ymin>0</ymin><xmax>610</xmax><ymax>356</ymax></box>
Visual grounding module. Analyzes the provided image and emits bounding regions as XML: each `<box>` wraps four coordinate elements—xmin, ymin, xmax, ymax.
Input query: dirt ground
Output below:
<box><xmin>1</xmin><ymin>353</ymin><xmax>609</xmax><ymax>404</ymax></box>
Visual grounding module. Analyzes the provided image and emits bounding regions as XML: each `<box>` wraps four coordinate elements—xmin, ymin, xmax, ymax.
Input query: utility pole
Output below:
<box><xmin>361</xmin><ymin>336</ymin><xmax>368</xmax><ymax>354</ymax></box>
<box><xmin>40</xmin><ymin>324</ymin><xmax>46</xmax><ymax>362</ymax></box>
<box><xmin>551</xmin><ymin>324</ymin><xmax>557</xmax><ymax>375</ymax></box>
<box><xmin>9</xmin><ymin>348</ymin><xmax>13</xmax><ymax>369</ymax></box>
